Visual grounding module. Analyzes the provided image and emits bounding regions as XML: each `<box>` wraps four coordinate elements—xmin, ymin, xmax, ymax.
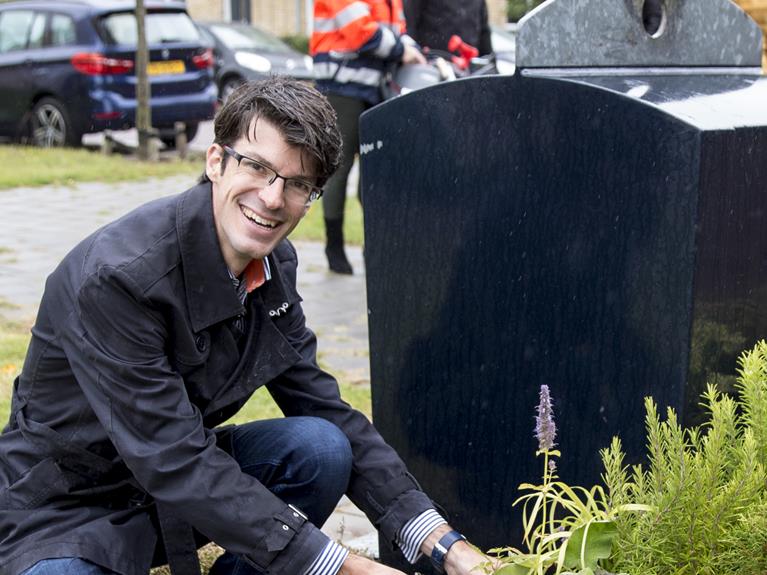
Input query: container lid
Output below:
<box><xmin>517</xmin><ymin>0</ymin><xmax>764</xmax><ymax>70</ymax></box>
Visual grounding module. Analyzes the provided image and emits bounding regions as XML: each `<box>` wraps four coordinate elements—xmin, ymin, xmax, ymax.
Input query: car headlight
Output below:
<box><xmin>303</xmin><ymin>55</ymin><xmax>314</xmax><ymax>71</ymax></box>
<box><xmin>235</xmin><ymin>52</ymin><xmax>272</xmax><ymax>73</ymax></box>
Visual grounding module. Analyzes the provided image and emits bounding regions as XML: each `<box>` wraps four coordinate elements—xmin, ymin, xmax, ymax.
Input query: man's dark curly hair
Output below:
<box><xmin>202</xmin><ymin>76</ymin><xmax>342</xmax><ymax>187</ymax></box>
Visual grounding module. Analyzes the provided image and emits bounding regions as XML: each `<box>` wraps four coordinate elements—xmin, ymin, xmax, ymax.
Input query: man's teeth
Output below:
<box><xmin>242</xmin><ymin>206</ymin><xmax>277</xmax><ymax>228</ymax></box>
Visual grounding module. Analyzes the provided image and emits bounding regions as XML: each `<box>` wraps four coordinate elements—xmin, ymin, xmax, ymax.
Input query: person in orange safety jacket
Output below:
<box><xmin>311</xmin><ymin>0</ymin><xmax>424</xmax><ymax>104</ymax></box>
<box><xmin>310</xmin><ymin>0</ymin><xmax>426</xmax><ymax>275</ymax></box>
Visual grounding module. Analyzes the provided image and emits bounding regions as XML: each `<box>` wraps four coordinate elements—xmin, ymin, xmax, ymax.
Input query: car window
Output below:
<box><xmin>100</xmin><ymin>11</ymin><xmax>201</xmax><ymax>45</ymax></box>
<box><xmin>51</xmin><ymin>13</ymin><xmax>77</xmax><ymax>47</ymax></box>
<box><xmin>0</xmin><ymin>10</ymin><xmax>35</xmax><ymax>53</ymax></box>
<box><xmin>27</xmin><ymin>12</ymin><xmax>46</xmax><ymax>49</ymax></box>
<box><xmin>209</xmin><ymin>24</ymin><xmax>289</xmax><ymax>52</ymax></box>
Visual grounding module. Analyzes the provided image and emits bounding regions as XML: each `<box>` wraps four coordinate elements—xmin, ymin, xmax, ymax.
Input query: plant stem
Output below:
<box><xmin>541</xmin><ymin>450</ymin><xmax>550</xmax><ymax>550</ymax></box>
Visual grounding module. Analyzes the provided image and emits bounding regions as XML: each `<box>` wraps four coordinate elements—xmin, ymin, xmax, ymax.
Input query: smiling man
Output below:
<box><xmin>0</xmin><ymin>77</ymin><xmax>488</xmax><ymax>575</ymax></box>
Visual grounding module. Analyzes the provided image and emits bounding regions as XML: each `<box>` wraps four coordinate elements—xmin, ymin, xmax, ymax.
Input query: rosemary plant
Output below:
<box><xmin>601</xmin><ymin>341</ymin><xmax>767</xmax><ymax>575</ymax></box>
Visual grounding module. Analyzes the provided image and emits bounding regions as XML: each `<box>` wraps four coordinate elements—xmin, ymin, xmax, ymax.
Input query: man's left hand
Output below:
<box><xmin>444</xmin><ymin>539</ymin><xmax>495</xmax><ymax>574</ymax></box>
<box><xmin>421</xmin><ymin>524</ymin><xmax>498</xmax><ymax>574</ymax></box>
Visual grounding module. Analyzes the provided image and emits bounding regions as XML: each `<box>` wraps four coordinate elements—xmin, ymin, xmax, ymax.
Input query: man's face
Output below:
<box><xmin>206</xmin><ymin>118</ymin><xmax>314</xmax><ymax>275</ymax></box>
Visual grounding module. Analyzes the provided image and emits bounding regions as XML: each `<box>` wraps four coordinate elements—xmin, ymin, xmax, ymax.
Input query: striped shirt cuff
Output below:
<box><xmin>395</xmin><ymin>508</ymin><xmax>448</xmax><ymax>563</ymax></box>
<box><xmin>304</xmin><ymin>540</ymin><xmax>350</xmax><ymax>575</ymax></box>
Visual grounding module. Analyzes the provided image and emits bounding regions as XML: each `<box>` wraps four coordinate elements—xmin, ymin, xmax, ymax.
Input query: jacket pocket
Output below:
<box><xmin>1</xmin><ymin>457</ymin><xmax>70</xmax><ymax>510</ymax></box>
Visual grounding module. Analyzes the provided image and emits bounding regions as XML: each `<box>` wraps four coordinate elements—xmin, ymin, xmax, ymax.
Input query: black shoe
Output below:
<box><xmin>325</xmin><ymin>244</ymin><xmax>353</xmax><ymax>275</ymax></box>
<box><xmin>324</xmin><ymin>218</ymin><xmax>354</xmax><ymax>275</ymax></box>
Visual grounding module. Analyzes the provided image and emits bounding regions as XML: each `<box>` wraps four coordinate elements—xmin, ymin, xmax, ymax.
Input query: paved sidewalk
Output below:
<box><xmin>0</xmin><ymin>175</ymin><xmax>378</xmax><ymax>556</ymax></box>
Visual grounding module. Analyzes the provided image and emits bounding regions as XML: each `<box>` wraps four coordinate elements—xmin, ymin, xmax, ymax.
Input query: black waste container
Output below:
<box><xmin>360</xmin><ymin>0</ymin><xmax>767</xmax><ymax>571</ymax></box>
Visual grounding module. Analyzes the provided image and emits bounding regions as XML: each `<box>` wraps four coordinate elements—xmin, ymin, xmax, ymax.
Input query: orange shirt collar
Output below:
<box><xmin>242</xmin><ymin>258</ymin><xmax>267</xmax><ymax>293</ymax></box>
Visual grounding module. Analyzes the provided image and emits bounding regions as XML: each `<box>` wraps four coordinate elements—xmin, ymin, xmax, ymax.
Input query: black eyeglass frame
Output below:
<box><xmin>222</xmin><ymin>145</ymin><xmax>324</xmax><ymax>206</ymax></box>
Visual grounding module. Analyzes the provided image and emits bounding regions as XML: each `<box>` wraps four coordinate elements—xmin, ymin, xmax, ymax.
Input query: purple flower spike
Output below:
<box><xmin>535</xmin><ymin>384</ymin><xmax>557</xmax><ymax>451</ymax></box>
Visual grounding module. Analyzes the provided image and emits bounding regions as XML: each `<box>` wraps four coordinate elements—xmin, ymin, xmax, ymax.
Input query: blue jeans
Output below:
<box><xmin>21</xmin><ymin>416</ymin><xmax>353</xmax><ymax>575</ymax></box>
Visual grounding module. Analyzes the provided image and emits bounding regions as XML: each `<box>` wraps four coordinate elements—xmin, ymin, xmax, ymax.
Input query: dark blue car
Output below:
<box><xmin>0</xmin><ymin>0</ymin><xmax>217</xmax><ymax>147</ymax></box>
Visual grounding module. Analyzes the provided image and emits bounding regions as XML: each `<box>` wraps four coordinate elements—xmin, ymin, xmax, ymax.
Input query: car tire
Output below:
<box><xmin>159</xmin><ymin>122</ymin><xmax>199</xmax><ymax>149</ymax></box>
<box><xmin>30</xmin><ymin>97</ymin><xmax>82</xmax><ymax>148</ymax></box>
<box><xmin>220</xmin><ymin>77</ymin><xmax>244</xmax><ymax>104</ymax></box>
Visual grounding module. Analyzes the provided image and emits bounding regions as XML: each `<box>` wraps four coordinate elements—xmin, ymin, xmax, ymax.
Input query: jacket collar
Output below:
<box><xmin>177</xmin><ymin>181</ymin><xmax>246</xmax><ymax>332</ymax></box>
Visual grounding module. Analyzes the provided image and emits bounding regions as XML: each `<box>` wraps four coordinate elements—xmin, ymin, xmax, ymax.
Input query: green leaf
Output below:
<box><xmin>562</xmin><ymin>520</ymin><xmax>617</xmax><ymax>570</ymax></box>
<box><xmin>495</xmin><ymin>564</ymin><xmax>530</xmax><ymax>575</ymax></box>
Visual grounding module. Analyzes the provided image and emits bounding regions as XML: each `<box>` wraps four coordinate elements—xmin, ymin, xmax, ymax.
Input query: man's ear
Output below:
<box><xmin>205</xmin><ymin>144</ymin><xmax>223</xmax><ymax>182</ymax></box>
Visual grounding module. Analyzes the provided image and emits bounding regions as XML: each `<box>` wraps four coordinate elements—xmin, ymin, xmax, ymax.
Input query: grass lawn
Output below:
<box><xmin>295</xmin><ymin>195</ymin><xmax>364</xmax><ymax>245</ymax></box>
<box><xmin>0</xmin><ymin>146</ymin><xmax>201</xmax><ymax>189</ymax></box>
<box><xmin>0</xmin><ymin>145</ymin><xmax>365</xmax><ymax>246</ymax></box>
<box><xmin>0</xmin><ymin>319</ymin><xmax>27</xmax><ymax>421</ymax></box>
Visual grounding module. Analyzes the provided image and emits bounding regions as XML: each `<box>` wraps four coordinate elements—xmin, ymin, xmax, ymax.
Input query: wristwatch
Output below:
<box><xmin>430</xmin><ymin>529</ymin><xmax>466</xmax><ymax>573</ymax></box>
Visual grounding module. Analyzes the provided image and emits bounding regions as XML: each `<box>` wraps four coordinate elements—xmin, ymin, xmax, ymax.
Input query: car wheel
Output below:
<box><xmin>220</xmin><ymin>77</ymin><xmax>244</xmax><ymax>103</ymax></box>
<box><xmin>159</xmin><ymin>122</ymin><xmax>199</xmax><ymax>149</ymax></box>
<box><xmin>30</xmin><ymin>97</ymin><xmax>81</xmax><ymax>147</ymax></box>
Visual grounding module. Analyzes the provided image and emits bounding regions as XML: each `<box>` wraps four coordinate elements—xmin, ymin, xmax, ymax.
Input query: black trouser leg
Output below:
<box><xmin>322</xmin><ymin>94</ymin><xmax>366</xmax><ymax>275</ymax></box>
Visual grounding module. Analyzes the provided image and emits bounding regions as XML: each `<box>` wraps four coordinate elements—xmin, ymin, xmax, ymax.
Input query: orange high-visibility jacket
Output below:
<box><xmin>311</xmin><ymin>0</ymin><xmax>414</xmax><ymax>104</ymax></box>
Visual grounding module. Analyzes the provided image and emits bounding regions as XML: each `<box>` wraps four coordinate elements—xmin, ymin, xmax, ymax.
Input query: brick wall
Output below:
<box><xmin>485</xmin><ymin>0</ymin><xmax>508</xmax><ymax>26</ymax></box>
<box><xmin>251</xmin><ymin>0</ymin><xmax>306</xmax><ymax>36</ymax></box>
<box><xmin>185</xmin><ymin>0</ymin><xmax>224</xmax><ymax>22</ymax></box>
<box><xmin>187</xmin><ymin>0</ymin><xmax>507</xmax><ymax>37</ymax></box>
<box><xmin>185</xmin><ymin>0</ymin><xmax>305</xmax><ymax>35</ymax></box>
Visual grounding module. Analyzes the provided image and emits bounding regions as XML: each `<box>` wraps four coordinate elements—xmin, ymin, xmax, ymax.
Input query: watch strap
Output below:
<box><xmin>430</xmin><ymin>529</ymin><xmax>466</xmax><ymax>572</ymax></box>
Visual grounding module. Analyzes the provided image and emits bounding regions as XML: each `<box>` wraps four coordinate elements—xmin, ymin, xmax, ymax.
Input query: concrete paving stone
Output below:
<box><xmin>321</xmin><ymin>497</ymin><xmax>378</xmax><ymax>559</ymax></box>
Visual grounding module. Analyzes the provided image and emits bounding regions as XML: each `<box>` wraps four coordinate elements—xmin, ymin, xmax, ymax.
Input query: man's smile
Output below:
<box><xmin>241</xmin><ymin>204</ymin><xmax>279</xmax><ymax>229</ymax></box>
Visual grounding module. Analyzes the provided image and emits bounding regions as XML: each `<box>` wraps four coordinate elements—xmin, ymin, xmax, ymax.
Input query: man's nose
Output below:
<box><xmin>259</xmin><ymin>177</ymin><xmax>286</xmax><ymax>209</ymax></box>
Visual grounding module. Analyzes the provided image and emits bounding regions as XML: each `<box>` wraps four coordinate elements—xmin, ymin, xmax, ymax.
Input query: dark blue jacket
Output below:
<box><xmin>0</xmin><ymin>182</ymin><xmax>432</xmax><ymax>575</ymax></box>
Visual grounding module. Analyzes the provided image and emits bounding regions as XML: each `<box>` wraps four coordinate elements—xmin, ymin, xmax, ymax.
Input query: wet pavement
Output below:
<box><xmin>0</xmin><ymin>173</ymin><xmax>378</xmax><ymax>556</ymax></box>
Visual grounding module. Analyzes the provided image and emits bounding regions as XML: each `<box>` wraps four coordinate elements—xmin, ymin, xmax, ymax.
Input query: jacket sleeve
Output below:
<box><xmin>59</xmin><ymin>266</ymin><xmax>329</xmax><ymax>575</ymax></box>
<box><xmin>266</xmin><ymin>249</ymin><xmax>435</xmax><ymax>552</ymax></box>
<box><xmin>310</xmin><ymin>0</ymin><xmax>405</xmax><ymax>61</ymax></box>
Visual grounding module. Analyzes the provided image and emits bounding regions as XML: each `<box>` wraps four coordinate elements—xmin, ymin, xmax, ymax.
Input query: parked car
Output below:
<box><xmin>196</xmin><ymin>21</ymin><xmax>313</xmax><ymax>102</ymax></box>
<box><xmin>0</xmin><ymin>0</ymin><xmax>217</xmax><ymax>147</ymax></box>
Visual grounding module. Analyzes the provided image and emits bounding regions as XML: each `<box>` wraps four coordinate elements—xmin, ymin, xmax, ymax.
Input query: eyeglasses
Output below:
<box><xmin>222</xmin><ymin>145</ymin><xmax>323</xmax><ymax>207</ymax></box>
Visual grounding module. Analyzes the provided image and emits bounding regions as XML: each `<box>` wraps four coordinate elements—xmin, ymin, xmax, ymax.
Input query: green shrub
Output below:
<box><xmin>281</xmin><ymin>34</ymin><xmax>309</xmax><ymax>54</ymax></box>
<box><xmin>601</xmin><ymin>341</ymin><xmax>767</xmax><ymax>575</ymax></box>
<box><xmin>491</xmin><ymin>341</ymin><xmax>767</xmax><ymax>575</ymax></box>
<box><xmin>507</xmin><ymin>0</ymin><xmax>546</xmax><ymax>22</ymax></box>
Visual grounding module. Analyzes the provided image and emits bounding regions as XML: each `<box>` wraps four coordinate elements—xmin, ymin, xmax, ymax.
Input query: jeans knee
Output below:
<box><xmin>293</xmin><ymin>417</ymin><xmax>352</xmax><ymax>479</ymax></box>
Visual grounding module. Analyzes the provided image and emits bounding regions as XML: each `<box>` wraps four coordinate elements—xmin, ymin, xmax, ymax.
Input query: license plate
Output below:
<box><xmin>147</xmin><ymin>60</ymin><xmax>185</xmax><ymax>75</ymax></box>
